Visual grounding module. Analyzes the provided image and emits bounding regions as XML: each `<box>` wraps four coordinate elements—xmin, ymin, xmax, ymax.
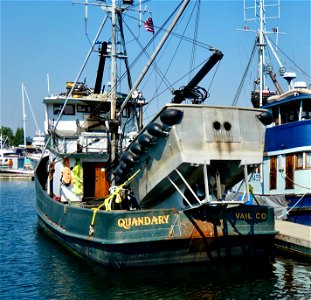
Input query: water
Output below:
<box><xmin>0</xmin><ymin>181</ymin><xmax>310</xmax><ymax>300</ymax></box>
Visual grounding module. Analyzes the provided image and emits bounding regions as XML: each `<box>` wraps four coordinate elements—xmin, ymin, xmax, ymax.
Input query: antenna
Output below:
<box><xmin>85</xmin><ymin>0</ymin><xmax>88</xmax><ymax>32</ymax></box>
<box><xmin>243</xmin><ymin>0</ymin><xmax>280</xmax><ymax>23</ymax></box>
<box><xmin>139</xmin><ymin>0</ymin><xmax>142</xmax><ymax>28</ymax></box>
<box><xmin>47</xmin><ymin>73</ymin><xmax>50</xmax><ymax>96</ymax></box>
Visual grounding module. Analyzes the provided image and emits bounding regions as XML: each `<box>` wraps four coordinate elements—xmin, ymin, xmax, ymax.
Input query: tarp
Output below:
<box><xmin>255</xmin><ymin>195</ymin><xmax>288</xmax><ymax>220</ymax></box>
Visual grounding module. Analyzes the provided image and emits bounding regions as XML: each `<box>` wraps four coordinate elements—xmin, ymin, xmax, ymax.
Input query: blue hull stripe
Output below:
<box><xmin>264</xmin><ymin>120</ymin><xmax>311</xmax><ymax>152</ymax></box>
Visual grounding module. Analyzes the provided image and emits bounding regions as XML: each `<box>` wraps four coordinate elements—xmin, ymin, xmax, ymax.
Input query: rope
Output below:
<box><xmin>231</xmin><ymin>37</ymin><xmax>257</xmax><ymax>106</ymax></box>
<box><xmin>280</xmin><ymin>171</ymin><xmax>311</xmax><ymax>191</ymax></box>
<box><xmin>269</xmin><ymin>39</ymin><xmax>311</xmax><ymax>81</ymax></box>
<box><xmin>89</xmin><ymin>168</ymin><xmax>141</xmax><ymax>236</ymax></box>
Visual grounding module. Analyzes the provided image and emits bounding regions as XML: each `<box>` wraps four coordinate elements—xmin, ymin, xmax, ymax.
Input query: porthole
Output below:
<box><xmin>213</xmin><ymin>121</ymin><xmax>221</xmax><ymax>130</ymax></box>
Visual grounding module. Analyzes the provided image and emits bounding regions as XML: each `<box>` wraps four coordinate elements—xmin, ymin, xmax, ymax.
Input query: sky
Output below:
<box><xmin>1</xmin><ymin>0</ymin><xmax>310</xmax><ymax>137</ymax></box>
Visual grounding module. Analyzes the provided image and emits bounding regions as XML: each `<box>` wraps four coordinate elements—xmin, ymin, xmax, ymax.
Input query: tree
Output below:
<box><xmin>0</xmin><ymin>126</ymin><xmax>14</xmax><ymax>146</ymax></box>
<box><xmin>14</xmin><ymin>127</ymin><xmax>24</xmax><ymax>146</ymax></box>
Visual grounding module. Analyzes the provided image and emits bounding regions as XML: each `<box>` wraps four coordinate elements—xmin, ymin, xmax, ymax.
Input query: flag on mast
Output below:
<box><xmin>144</xmin><ymin>18</ymin><xmax>154</xmax><ymax>33</ymax></box>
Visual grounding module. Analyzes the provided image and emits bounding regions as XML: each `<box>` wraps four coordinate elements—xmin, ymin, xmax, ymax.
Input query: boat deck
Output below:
<box><xmin>274</xmin><ymin>220</ymin><xmax>311</xmax><ymax>259</ymax></box>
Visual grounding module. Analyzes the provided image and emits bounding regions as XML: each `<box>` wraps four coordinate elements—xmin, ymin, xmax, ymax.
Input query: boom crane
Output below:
<box><xmin>171</xmin><ymin>49</ymin><xmax>223</xmax><ymax>104</ymax></box>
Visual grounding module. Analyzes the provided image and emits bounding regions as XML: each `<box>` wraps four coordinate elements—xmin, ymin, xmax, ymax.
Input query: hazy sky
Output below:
<box><xmin>1</xmin><ymin>0</ymin><xmax>310</xmax><ymax>137</ymax></box>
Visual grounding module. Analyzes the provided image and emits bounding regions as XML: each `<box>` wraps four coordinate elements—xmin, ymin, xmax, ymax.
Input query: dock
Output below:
<box><xmin>274</xmin><ymin>220</ymin><xmax>311</xmax><ymax>260</ymax></box>
<box><xmin>0</xmin><ymin>173</ymin><xmax>34</xmax><ymax>181</ymax></box>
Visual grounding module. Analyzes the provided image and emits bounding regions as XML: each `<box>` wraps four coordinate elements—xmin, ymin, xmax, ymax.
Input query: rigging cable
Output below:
<box><xmin>138</xmin><ymin>0</ymin><xmax>198</xmax><ymax>103</ymax></box>
<box><xmin>269</xmin><ymin>39</ymin><xmax>311</xmax><ymax>81</ymax></box>
<box><xmin>231</xmin><ymin>37</ymin><xmax>257</xmax><ymax>106</ymax></box>
<box><xmin>189</xmin><ymin>0</ymin><xmax>200</xmax><ymax>81</ymax></box>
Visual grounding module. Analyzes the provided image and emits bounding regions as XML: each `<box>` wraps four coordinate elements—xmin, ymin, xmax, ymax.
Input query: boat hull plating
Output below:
<box><xmin>35</xmin><ymin>175</ymin><xmax>276</xmax><ymax>268</ymax></box>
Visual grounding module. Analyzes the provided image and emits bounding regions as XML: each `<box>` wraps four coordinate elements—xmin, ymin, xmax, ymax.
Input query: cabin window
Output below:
<box><xmin>295</xmin><ymin>153</ymin><xmax>304</xmax><ymax>169</ymax></box>
<box><xmin>287</xmin><ymin>102</ymin><xmax>299</xmax><ymax>122</ymax></box>
<box><xmin>279</xmin><ymin>102</ymin><xmax>300</xmax><ymax>124</ymax></box>
<box><xmin>301</xmin><ymin>100</ymin><xmax>311</xmax><ymax>120</ymax></box>
<box><xmin>306</xmin><ymin>152</ymin><xmax>311</xmax><ymax>168</ymax></box>
<box><xmin>53</xmin><ymin>104</ymin><xmax>75</xmax><ymax>115</ymax></box>
<box><xmin>77</xmin><ymin>105</ymin><xmax>91</xmax><ymax>113</ymax></box>
<box><xmin>270</xmin><ymin>156</ymin><xmax>277</xmax><ymax>190</ymax></box>
<box><xmin>294</xmin><ymin>152</ymin><xmax>311</xmax><ymax>170</ymax></box>
<box><xmin>272</xmin><ymin>107</ymin><xmax>279</xmax><ymax>125</ymax></box>
<box><xmin>122</xmin><ymin>107</ymin><xmax>131</xmax><ymax>118</ymax></box>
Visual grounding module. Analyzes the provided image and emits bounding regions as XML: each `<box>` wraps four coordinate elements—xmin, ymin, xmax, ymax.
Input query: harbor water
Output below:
<box><xmin>0</xmin><ymin>180</ymin><xmax>310</xmax><ymax>300</ymax></box>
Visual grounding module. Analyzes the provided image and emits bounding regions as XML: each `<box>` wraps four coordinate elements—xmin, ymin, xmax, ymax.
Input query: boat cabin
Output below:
<box><xmin>251</xmin><ymin>84</ymin><xmax>311</xmax><ymax>198</ymax></box>
<box><xmin>42</xmin><ymin>82</ymin><xmax>140</xmax><ymax>205</ymax></box>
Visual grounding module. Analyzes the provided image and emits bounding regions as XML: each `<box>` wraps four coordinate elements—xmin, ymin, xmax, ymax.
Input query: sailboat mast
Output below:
<box><xmin>22</xmin><ymin>82</ymin><xmax>26</xmax><ymax>147</ymax></box>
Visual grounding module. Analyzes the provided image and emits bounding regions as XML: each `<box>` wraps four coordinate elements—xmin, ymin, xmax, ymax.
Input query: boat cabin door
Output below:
<box><xmin>285</xmin><ymin>155</ymin><xmax>294</xmax><ymax>189</ymax></box>
<box><xmin>83</xmin><ymin>162</ymin><xmax>110</xmax><ymax>200</ymax></box>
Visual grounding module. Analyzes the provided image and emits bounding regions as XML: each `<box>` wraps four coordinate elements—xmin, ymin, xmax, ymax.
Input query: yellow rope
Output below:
<box><xmin>89</xmin><ymin>169</ymin><xmax>141</xmax><ymax>233</ymax></box>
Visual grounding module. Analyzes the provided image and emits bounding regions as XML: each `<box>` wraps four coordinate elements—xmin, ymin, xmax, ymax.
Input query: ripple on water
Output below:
<box><xmin>0</xmin><ymin>181</ymin><xmax>310</xmax><ymax>300</ymax></box>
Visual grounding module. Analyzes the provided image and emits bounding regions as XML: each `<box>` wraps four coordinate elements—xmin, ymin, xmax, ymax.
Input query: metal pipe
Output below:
<box><xmin>203</xmin><ymin>162</ymin><xmax>210</xmax><ymax>202</ymax></box>
<box><xmin>244</xmin><ymin>162</ymin><xmax>250</xmax><ymax>203</ymax></box>
<box><xmin>94</xmin><ymin>41</ymin><xmax>108</xmax><ymax>94</ymax></box>
<box><xmin>172</xmin><ymin>50</ymin><xmax>223</xmax><ymax>103</ymax></box>
<box><xmin>268</xmin><ymin>70</ymin><xmax>283</xmax><ymax>94</ymax></box>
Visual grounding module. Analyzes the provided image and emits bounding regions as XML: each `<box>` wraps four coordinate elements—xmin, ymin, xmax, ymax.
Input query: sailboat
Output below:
<box><xmin>236</xmin><ymin>0</ymin><xmax>311</xmax><ymax>227</ymax></box>
<box><xmin>34</xmin><ymin>0</ymin><xmax>277</xmax><ymax>268</ymax></box>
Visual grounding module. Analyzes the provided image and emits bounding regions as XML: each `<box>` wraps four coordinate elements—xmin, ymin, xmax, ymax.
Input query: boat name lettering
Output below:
<box><xmin>117</xmin><ymin>215</ymin><xmax>170</xmax><ymax>230</ymax></box>
<box><xmin>235</xmin><ymin>212</ymin><xmax>267</xmax><ymax>220</ymax></box>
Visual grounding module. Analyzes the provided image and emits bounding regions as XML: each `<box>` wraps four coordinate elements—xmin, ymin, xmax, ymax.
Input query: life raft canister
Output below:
<box><xmin>61</xmin><ymin>166</ymin><xmax>72</xmax><ymax>185</ymax></box>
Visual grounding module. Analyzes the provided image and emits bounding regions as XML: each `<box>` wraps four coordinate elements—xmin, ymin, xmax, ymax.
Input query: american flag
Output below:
<box><xmin>144</xmin><ymin>18</ymin><xmax>154</xmax><ymax>33</ymax></box>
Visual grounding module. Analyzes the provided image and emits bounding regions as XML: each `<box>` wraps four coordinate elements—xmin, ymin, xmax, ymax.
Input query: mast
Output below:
<box><xmin>258</xmin><ymin>0</ymin><xmax>265</xmax><ymax>107</ymax></box>
<box><xmin>243</xmin><ymin>0</ymin><xmax>281</xmax><ymax>107</ymax></box>
<box><xmin>110</xmin><ymin>0</ymin><xmax>118</xmax><ymax>179</ymax></box>
<box><xmin>22</xmin><ymin>82</ymin><xmax>26</xmax><ymax>147</ymax></box>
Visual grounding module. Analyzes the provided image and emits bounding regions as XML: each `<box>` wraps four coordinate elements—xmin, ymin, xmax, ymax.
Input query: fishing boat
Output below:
<box><xmin>236</xmin><ymin>0</ymin><xmax>311</xmax><ymax>227</ymax></box>
<box><xmin>34</xmin><ymin>0</ymin><xmax>277</xmax><ymax>268</ymax></box>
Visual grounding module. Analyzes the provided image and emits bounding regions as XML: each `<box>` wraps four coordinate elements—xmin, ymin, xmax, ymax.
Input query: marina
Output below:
<box><xmin>274</xmin><ymin>220</ymin><xmax>311</xmax><ymax>259</ymax></box>
<box><xmin>1</xmin><ymin>0</ymin><xmax>310</xmax><ymax>297</ymax></box>
<box><xmin>0</xmin><ymin>173</ymin><xmax>34</xmax><ymax>181</ymax></box>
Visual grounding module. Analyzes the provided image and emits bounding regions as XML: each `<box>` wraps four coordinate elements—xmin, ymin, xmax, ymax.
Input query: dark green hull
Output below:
<box><xmin>35</xmin><ymin>175</ymin><xmax>277</xmax><ymax>268</ymax></box>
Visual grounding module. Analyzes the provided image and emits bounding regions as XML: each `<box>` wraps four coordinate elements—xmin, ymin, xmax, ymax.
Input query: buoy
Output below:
<box><xmin>119</xmin><ymin>160</ymin><xmax>127</xmax><ymax>171</ymax></box>
<box><xmin>121</xmin><ymin>151</ymin><xmax>137</xmax><ymax>165</ymax></box>
<box><xmin>130</xmin><ymin>143</ymin><xmax>144</xmax><ymax>155</ymax></box>
<box><xmin>138</xmin><ymin>134</ymin><xmax>152</xmax><ymax>147</ymax></box>
<box><xmin>8</xmin><ymin>159</ymin><xmax>13</xmax><ymax>167</ymax></box>
<box><xmin>160</xmin><ymin>109</ymin><xmax>183</xmax><ymax>126</ymax></box>
<box><xmin>147</xmin><ymin>123</ymin><xmax>166</xmax><ymax>137</ymax></box>
<box><xmin>115</xmin><ymin>167</ymin><xmax>123</xmax><ymax>177</ymax></box>
<box><xmin>257</xmin><ymin>111</ymin><xmax>273</xmax><ymax>125</ymax></box>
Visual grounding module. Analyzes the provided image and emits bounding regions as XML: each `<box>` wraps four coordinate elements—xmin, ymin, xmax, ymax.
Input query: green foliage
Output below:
<box><xmin>0</xmin><ymin>126</ymin><xmax>24</xmax><ymax>146</ymax></box>
<box><xmin>14</xmin><ymin>127</ymin><xmax>24</xmax><ymax>146</ymax></box>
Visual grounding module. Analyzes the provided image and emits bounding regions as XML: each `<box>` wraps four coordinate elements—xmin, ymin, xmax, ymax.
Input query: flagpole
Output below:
<box><xmin>119</xmin><ymin>0</ymin><xmax>190</xmax><ymax>115</ymax></box>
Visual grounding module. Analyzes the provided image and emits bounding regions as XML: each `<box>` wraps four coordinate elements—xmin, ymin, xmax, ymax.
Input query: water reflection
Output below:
<box><xmin>35</xmin><ymin>226</ymin><xmax>280</xmax><ymax>300</ymax></box>
<box><xmin>1</xmin><ymin>181</ymin><xmax>310</xmax><ymax>300</ymax></box>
